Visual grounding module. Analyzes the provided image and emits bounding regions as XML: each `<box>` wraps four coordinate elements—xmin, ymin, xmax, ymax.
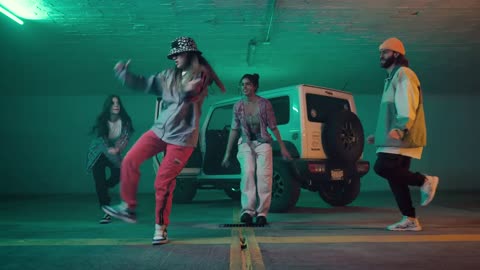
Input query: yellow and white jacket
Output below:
<box><xmin>374</xmin><ymin>66</ymin><xmax>427</xmax><ymax>159</ymax></box>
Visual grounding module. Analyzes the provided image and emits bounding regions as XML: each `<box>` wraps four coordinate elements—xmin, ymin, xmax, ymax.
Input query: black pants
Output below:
<box><xmin>374</xmin><ymin>153</ymin><xmax>425</xmax><ymax>218</ymax></box>
<box><xmin>92</xmin><ymin>154</ymin><xmax>120</xmax><ymax>206</ymax></box>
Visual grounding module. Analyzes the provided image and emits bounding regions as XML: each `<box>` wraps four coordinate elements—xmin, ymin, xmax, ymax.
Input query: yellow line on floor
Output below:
<box><xmin>229</xmin><ymin>228</ymin><xmax>244</xmax><ymax>270</ymax></box>
<box><xmin>2</xmin><ymin>234</ymin><xmax>480</xmax><ymax>246</ymax></box>
<box><xmin>0</xmin><ymin>238</ymin><xmax>231</xmax><ymax>246</ymax></box>
<box><xmin>243</xmin><ymin>227</ymin><xmax>266</xmax><ymax>270</ymax></box>
<box><xmin>256</xmin><ymin>234</ymin><xmax>480</xmax><ymax>244</ymax></box>
<box><xmin>229</xmin><ymin>209</ymin><xmax>244</xmax><ymax>270</ymax></box>
<box><xmin>240</xmin><ymin>227</ymin><xmax>252</xmax><ymax>270</ymax></box>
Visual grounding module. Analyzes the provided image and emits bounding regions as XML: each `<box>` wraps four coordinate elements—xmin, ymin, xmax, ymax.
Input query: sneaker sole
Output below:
<box><xmin>387</xmin><ymin>227</ymin><xmax>422</xmax><ymax>232</ymax></box>
<box><xmin>152</xmin><ymin>239</ymin><xmax>169</xmax><ymax>245</ymax></box>
<box><xmin>421</xmin><ymin>177</ymin><xmax>439</xmax><ymax>206</ymax></box>
<box><xmin>102</xmin><ymin>206</ymin><xmax>137</xmax><ymax>224</ymax></box>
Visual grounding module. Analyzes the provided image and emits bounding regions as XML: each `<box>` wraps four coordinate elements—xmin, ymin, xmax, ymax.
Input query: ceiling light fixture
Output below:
<box><xmin>0</xmin><ymin>0</ymin><xmax>51</xmax><ymax>20</ymax></box>
<box><xmin>0</xmin><ymin>6</ymin><xmax>23</xmax><ymax>25</ymax></box>
<box><xmin>246</xmin><ymin>39</ymin><xmax>257</xmax><ymax>66</ymax></box>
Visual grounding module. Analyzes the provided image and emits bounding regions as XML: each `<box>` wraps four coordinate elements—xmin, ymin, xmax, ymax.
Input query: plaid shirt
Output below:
<box><xmin>231</xmin><ymin>97</ymin><xmax>277</xmax><ymax>144</ymax></box>
<box><xmin>85</xmin><ymin>123</ymin><xmax>131</xmax><ymax>173</ymax></box>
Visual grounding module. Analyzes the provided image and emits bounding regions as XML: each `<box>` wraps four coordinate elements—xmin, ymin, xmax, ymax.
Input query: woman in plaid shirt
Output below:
<box><xmin>222</xmin><ymin>74</ymin><xmax>291</xmax><ymax>226</ymax></box>
<box><xmin>86</xmin><ymin>95</ymin><xmax>134</xmax><ymax>224</ymax></box>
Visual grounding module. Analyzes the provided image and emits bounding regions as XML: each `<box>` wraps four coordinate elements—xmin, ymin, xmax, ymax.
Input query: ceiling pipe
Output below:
<box><xmin>263</xmin><ymin>0</ymin><xmax>277</xmax><ymax>44</ymax></box>
<box><xmin>246</xmin><ymin>0</ymin><xmax>276</xmax><ymax>66</ymax></box>
<box><xmin>247</xmin><ymin>39</ymin><xmax>257</xmax><ymax>66</ymax></box>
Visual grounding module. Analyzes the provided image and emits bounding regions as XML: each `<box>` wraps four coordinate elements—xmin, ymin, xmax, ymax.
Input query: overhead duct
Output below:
<box><xmin>263</xmin><ymin>0</ymin><xmax>277</xmax><ymax>44</ymax></box>
<box><xmin>246</xmin><ymin>0</ymin><xmax>277</xmax><ymax>66</ymax></box>
<box><xmin>246</xmin><ymin>39</ymin><xmax>257</xmax><ymax>66</ymax></box>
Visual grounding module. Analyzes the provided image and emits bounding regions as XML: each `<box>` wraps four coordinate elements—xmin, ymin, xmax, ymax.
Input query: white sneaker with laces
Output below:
<box><xmin>421</xmin><ymin>175</ymin><xmax>439</xmax><ymax>206</ymax></box>
<box><xmin>102</xmin><ymin>201</ymin><xmax>136</xmax><ymax>223</ymax></box>
<box><xmin>387</xmin><ymin>216</ymin><xmax>422</xmax><ymax>231</ymax></box>
<box><xmin>152</xmin><ymin>224</ymin><xmax>168</xmax><ymax>245</ymax></box>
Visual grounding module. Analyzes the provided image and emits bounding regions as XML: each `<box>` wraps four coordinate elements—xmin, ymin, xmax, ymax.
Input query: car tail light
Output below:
<box><xmin>308</xmin><ymin>163</ymin><xmax>326</xmax><ymax>173</ymax></box>
<box><xmin>356</xmin><ymin>163</ymin><xmax>370</xmax><ymax>174</ymax></box>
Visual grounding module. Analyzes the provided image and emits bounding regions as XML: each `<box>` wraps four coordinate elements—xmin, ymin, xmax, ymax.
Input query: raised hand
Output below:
<box><xmin>114</xmin><ymin>59</ymin><xmax>131</xmax><ymax>73</ymax></box>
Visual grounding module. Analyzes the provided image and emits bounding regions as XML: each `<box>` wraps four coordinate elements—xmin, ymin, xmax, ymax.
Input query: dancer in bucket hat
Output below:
<box><xmin>368</xmin><ymin>37</ymin><xmax>439</xmax><ymax>231</ymax></box>
<box><xmin>103</xmin><ymin>36</ymin><xmax>226</xmax><ymax>245</ymax></box>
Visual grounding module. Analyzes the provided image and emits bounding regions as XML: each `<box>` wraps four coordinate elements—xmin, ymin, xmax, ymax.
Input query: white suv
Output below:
<box><xmin>153</xmin><ymin>84</ymin><xmax>370</xmax><ymax>212</ymax></box>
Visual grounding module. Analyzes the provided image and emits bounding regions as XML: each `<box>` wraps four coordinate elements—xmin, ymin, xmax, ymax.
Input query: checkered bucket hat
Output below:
<box><xmin>167</xmin><ymin>36</ymin><xmax>202</xmax><ymax>59</ymax></box>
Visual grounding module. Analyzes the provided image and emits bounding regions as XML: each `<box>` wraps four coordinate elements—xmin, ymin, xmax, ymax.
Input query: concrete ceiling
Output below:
<box><xmin>1</xmin><ymin>0</ymin><xmax>479</xmax><ymax>96</ymax></box>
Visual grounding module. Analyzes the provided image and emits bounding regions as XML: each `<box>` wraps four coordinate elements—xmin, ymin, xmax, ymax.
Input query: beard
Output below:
<box><xmin>380</xmin><ymin>55</ymin><xmax>395</xmax><ymax>68</ymax></box>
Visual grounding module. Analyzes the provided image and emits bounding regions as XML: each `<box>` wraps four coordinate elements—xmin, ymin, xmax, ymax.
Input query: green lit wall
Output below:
<box><xmin>0</xmin><ymin>93</ymin><xmax>477</xmax><ymax>194</ymax></box>
<box><xmin>0</xmin><ymin>1</ymin><xmax>478</xmax><ymax>194</ymax></box>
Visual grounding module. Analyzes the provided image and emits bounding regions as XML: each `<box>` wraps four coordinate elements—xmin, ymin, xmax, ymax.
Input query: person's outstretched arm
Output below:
<box><xmin>222</xmin><ymin>129</ymin><xmax>240</xmax><ymax>167</ymax></box>
<box><xmin>114</xmin><ymin>60</ymin><xmax>164</xmax><ymax>96</ymax></box>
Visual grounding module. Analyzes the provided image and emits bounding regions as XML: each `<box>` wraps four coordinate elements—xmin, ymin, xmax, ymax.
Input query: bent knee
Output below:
<box><xmin>122</xmin><ymin>154</ymin><xmax>142</xmax><ymax>169</ymax></box>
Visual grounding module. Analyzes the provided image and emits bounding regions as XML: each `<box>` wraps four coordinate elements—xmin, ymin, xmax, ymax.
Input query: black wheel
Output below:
<box><xmin>318</xmin><ymin>176</ymin><xmax>361</xmax><ymax>206</ymax></box>
<box><xmin>172</xmin><ymin>178</ymin><xmax>197</xmax><ymax>203</ymax></box>
<box><xmin>322</xmin><ymin>110</ymin><xmax>365</xmax><ymax>163</ymax></box>
<box><xmin>270</xmin><ymin>161</ymin><xmax>301</xmax><ymax>213</ymax></box>
<box><xmin>224</xmin><ymin>187</ymin><xmax>241</xmax><ymax>201</ymax></box>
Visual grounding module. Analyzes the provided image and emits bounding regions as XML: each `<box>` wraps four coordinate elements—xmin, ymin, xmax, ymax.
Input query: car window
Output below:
<box><xmin>306</xmin><ymin>93</ymin><xmax>350</xmax><ymax>123</ymax></box>
<box><xmin>268</xmin><ymin>96</ymin><xmax>290</xmax><ymax>125</ymax></box>
<box><xmin>207</xmin><ymin>96</ymin><xmax>289</xmax><ymax>130</ymax></box>
<box><xmin>207</xmin><ymin>104</ymin><xmax>234</xmax><ymax>130</ymax></box>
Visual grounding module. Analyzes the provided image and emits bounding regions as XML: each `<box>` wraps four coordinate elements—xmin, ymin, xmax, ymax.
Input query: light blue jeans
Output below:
<box><xmin>237</xmin><ymin>141</ymin><xmax>273</xmax><ymax>217</ymax></box>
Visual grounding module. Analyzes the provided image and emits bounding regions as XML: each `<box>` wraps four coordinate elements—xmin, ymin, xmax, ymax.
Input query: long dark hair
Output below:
<box><xmin>172</xmin><ymin>52</ymin><xmax>205</xmax><ymax>81</ymax></box>
<box><xmin>90</xmin><ymin>95</ymin><xmax>134</xmax><ymax>138</ymax></box>
<box><xmin>172</xmin><ymin>52</ymin><xmax>225</xmax><ymax>92</ymax></box>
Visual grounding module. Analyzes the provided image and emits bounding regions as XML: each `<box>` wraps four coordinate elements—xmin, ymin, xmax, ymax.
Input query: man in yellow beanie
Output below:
<box><xmin>367</xmin><ymin>37</ymin><xmax>439</xmax><ymax>231</ymax></box>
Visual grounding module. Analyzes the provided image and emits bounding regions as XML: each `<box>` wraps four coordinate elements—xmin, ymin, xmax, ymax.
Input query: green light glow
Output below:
<box><xmin>292</xmin><ymin>106</ymin><xmax>299</xmax><ymax>113</ymax></box>
<box><xmin>0</xmin><ymin>6</ymin><xmax>23</xmax><ymax>25</ymax></box>
<box><xmin>0</xmin><ymin>0</ymin><xmax>49</xmax><ymax>20</ymax></box>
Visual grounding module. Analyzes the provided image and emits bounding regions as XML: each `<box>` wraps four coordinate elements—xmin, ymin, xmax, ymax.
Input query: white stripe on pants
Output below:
<box><xmin>236</xmin><ymin>141</ymin><xmax>273</xmax><ymax>217</ymax></box>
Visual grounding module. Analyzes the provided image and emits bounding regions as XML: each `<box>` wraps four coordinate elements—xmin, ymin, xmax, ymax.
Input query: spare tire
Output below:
<box><xmin>322</xmin><ymin>110</ymin><xmax>364</xmax><ymax>163</ymax></box>
<box><xmin>318</xmin><ymin>175</ymin><xmax>361</xmax><ymax>206</ymax></box>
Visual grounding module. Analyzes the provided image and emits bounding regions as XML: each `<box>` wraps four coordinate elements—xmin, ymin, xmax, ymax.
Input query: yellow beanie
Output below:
<box><xmin>379</xmin><ymin>37</ymin><xmax>406</xmax><ymax>55</ymax></box>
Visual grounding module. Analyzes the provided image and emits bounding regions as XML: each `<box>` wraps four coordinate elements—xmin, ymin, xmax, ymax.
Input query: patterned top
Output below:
<box><xmin>231</xmin><ymin>96</ymin><xmax>277</xmax><ymax>144</ymax></box>
<box><xmin>85</xmin><ymin>122</ymin><xmax>132</xmax><ymax>173</ymax></box>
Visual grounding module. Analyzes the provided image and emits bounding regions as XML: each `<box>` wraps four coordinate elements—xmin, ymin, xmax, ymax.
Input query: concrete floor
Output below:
<box><xmin>1</xmin><ymin>188</ymin><xmax>479</xmax><ymax>270</ymax></box>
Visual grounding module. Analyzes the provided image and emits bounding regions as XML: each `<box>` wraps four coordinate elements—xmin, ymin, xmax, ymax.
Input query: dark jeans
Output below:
<box><xmin>92</xmin><ymin>154</ymin><xmax>120</xmax><ymax>206</ymax></box>
<box><xmin>374</xmin><ymin>152</ymin><xmax>426</xmax><ymax>218</ymax></box>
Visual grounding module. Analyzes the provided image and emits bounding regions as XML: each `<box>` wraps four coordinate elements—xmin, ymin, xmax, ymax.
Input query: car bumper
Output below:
<box><xmin>288</xmin><ymin>158</ymin><xmax>370</xmax><ymax>190</ymax></box>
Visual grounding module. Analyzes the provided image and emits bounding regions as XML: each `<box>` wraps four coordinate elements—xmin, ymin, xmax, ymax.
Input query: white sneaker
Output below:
<box><xmin>421</xmin><ymin>175</ymin><xmax>439</xmax><ymax>206</ymax></box>
<box><xmin>102</xmin><ymin>202</ymin><xmax>136</xmax><ymax>223</ymax></box>
<box><xmin>152</xmin><ymin>224</ymin><xmax>168</xmax><ymax>245</ymax></box>
<box><xmin>387</xmin><ymin>216</ymin><xmax>422</xmax><ymax>231</ymax></box>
